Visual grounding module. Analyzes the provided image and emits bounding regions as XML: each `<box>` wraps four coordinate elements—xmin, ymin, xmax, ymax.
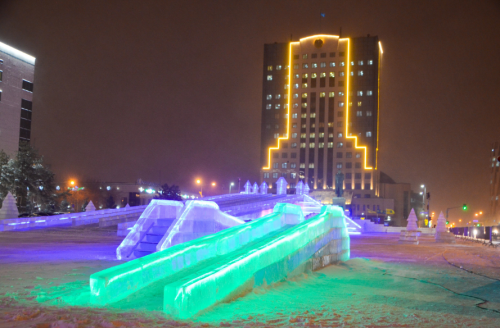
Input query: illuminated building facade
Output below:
<box><xmin>490</xmin><ymin>142</ymin><xmax>500</xmax><ymax>219</ymax></box>
<box><xmin>260</xmin><ymin>34</ymin><xmax>381</xmax><ymax>197</ymax></box>
<box><xmin>0</xmin><ymin>41</ymin><xmax>35</xmax><ymax>156</ymax></box>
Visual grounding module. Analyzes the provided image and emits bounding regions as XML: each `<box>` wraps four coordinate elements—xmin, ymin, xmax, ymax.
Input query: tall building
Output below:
<box><xmin>0</xmin><ymin>41</ymin><xmax>36</xmax><ymax>156</ymax></box>
<box><xmin>489</xmin><ymin>142</ymin><xmax>500</xmax><ymax>220</ymax></box>
<box><xmin>260</xmin><ymin>34</ymin><xmax>381</xmax><ymax>198</ymax></box>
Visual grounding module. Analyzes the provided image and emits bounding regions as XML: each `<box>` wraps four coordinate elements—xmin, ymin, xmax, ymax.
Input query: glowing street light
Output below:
<box><xmin>211</xmin><ymin>182</ymin><xmax>216</xmax><ymax>187</ymax></box>
<box><xmin>229</xmin><ymin>182</ymin><xmax>234</xmax><ymax>194</ymax></box>
<box><xmin>196</xmin><ymin>179</ymin><xmax>203</xmax><ymax>197</ymax></box>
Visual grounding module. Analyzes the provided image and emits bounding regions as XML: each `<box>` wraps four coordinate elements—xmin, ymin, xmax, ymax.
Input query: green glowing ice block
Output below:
<box><xmin>90</xmin><ymin>203</ymin><xmax>305</xmax><ymax>305</ymax></box>
<box><xmin>163</xmin><ymin>205</ymin><xmax>349</xmax><ymax>319</ymax></box>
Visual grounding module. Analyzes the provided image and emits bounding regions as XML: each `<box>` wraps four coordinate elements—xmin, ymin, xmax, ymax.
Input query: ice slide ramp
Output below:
<box><xmin>90</xmin><ymin>204</ymin><xmax>349</xmax><ymax>318</ymax></box>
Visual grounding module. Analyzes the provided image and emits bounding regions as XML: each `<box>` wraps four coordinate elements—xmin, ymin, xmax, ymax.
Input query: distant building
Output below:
<box><xmin>375</xmin><ymin>172</ymin><xmax>411</xmax><ymax>227</ymax></box>
<box><xmin>0</xmin><ymin>41</ymin><xmax>36</xmax><ymax>156</ymax></box>
<box><xmin>259</xmin><ymin>34</ymin><xmax>382</xmax><ymax>198</ymax></box>
<box><xmin>489</xmin><ymin>142</ymin><xmax>500</xmax><ymax>221</ymax></box>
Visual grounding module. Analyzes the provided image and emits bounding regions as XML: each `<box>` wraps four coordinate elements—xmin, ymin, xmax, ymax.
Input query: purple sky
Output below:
<box><xmin>0</xmin><ymin>0</ymin><xmax>499</xmax><ymax>223</ymax></box>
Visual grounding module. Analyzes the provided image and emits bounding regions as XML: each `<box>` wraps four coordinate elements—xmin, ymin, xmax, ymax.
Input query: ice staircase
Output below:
<box><xmin>133</xmin><ymin>218</ymin><xmax>175</xmax><ymax>258</ymax></box>
<box><xmin>344</xmin><ymin>216</ymin><xmax>362</xmax><ymax>235</ymax></box>
<box><xmin>90</xmin><ymin>204</ymin><xmax>350</xmax><ymax>319</ymax></box>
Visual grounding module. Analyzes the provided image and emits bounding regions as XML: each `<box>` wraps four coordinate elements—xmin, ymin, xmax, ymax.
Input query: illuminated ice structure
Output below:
<box><xmin>399</xmin><ymin>208</ymin><xmax>421</xmax><ymax>244</ymax></box>
<box><xmin>91</xmin><ymin>203</ymin><xmax>349</xmax><ymax>319</ymax></box>
<box><xmin>0</xmin><ymin>192</ymin><xmax>19</xmax><ymax>220</ymax></box>
<box><xmin>435</xmin><ymin>211</ymin><xmax>456</xmax><ymax>243</ymax></box>
<box><xmin>85</xmin><ymin>200</ymin><xmax>96</xmax><ymax>212</ymax></box>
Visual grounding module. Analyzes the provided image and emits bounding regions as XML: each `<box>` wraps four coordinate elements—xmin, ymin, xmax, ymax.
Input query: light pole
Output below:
<box><xmin>229</xmin><ymin>182</ymin><xmax>234</xmax><ymax>194</ymax></box>
<box><xmin>196</xmin><ymin>179</ymin><xmax>202</xmax><ymax>198</ymax></box>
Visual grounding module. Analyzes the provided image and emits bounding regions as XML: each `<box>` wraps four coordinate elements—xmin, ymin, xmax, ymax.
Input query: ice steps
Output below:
<box><xmin>134</xmin><ymin>218</ymin><xmax>175</xmax><ymax>258</ymax></box>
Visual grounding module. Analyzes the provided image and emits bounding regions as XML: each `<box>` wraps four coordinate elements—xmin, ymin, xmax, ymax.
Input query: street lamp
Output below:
<box><xmin>211</xmin><ymin>182</ymin><xmax>216</xmax><ymax>187</ymax></box>
<box><xmin>196</xmin><ymin>179</ymin><xmax>202</xmax><ymax>197</ymax></box>
<box><xmin>229</xmin><ymin>182</ymin><xmax>234</xmax><ymax>194</ymax></box>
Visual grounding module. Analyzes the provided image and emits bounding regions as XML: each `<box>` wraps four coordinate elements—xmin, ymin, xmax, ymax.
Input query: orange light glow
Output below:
<box><xmin>479</xmin><ymin>211</ymin><xmax>483</xmax><ymax>215</ymax></box>
<box><xmin>196</xmin><ymin>179</ymin><xmax>201</xmax><ymax>184</ymax></box>
<box><xmin>70</xmin><ymin>180</ymin><xmax>75</xmax><ymax>185</ymax></box>
<box><xmin>378</xmin><ymin>41</ymin><xmax>383</xmax><ymax>54</ymax></box>
<box><xmin>211</xmin><ymin>182</ymin><xmax>216</xmax><ymax>187</ymax></box>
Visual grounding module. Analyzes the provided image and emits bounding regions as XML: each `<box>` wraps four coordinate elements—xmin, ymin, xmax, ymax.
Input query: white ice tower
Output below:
<box><xmin>0</xmin><ymin>192</ymin><xmax>19</xmax><ymax>220</ymax></box>
<box><xmin>276</xmin><ymin>177</ymin><xmax>287</xmax><ymax>195</ymax></box>
<box><xmin>435</xmin><ymin>211</ymin><xmax>456</xmax><ymax>243</ymax></box>
<box><xmin>244</xmin><ymin>181</ymin><xmax>252</xmax><ymax>194</ymax></box>
<box><xmin>252</xmin><ymin>182</ymin><xmax>259</xmax><ymax>194</ymax></box>
<box><xmin>399</xmin><ymin>208</ymin><xmax>421</xmax><ymax>245</ymax></box>
<box><xmin>85</xmin><ymin>200</ymin><xmax>96</xmax><ymax>212</ymax></box>
<box><xmin>260</xmin><ymin>182</ymin><xmax>268</xmax><ymax>194</ymax></box>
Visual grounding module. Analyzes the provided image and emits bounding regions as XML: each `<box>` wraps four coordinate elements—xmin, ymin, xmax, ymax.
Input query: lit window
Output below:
<box><xmin>338</xmin><ymin>91</ymin><xmax>344</xmax><ymax>96</ymax></box>
<box><xmin>339</xmin><ymin>72</ymin><xmax>345</xmax><ymax>77</ymax></box>
<box><xmin>294</xmin><ymin>103</ymin><xmax>299</xmax><ymax>109</ymax></box>
<box><xmin>320</xmin><ymin>72</ymin><xmax>326</xmax><ymax>78</ymax></box>
<box><xmin>284</xmin><ymin>104</ymin><xmax>288</xmax><ymax>109</ymax></box>
<box><xmin>368</xmin><ymin>60</ymin><xmax>373</xmax><ymax>65</ymax></box>
<box><xmin>319</xmin><ymin>142</ymin><xmax>324</xmax><ymax>148</ymax></box>
<box><xmin>264</xmin><ymin>173</ymin><xmax>269</xmax><ymax>179</ymax></box>
<box><xmin>357</xmin><ymin>101</ymin><xmax>362</xmax><ymax>107</ymax></box>
<box><xmin>291</xmin><ymin>143</ymin><xmax>297</xmax><ymax>148</ymax></box>
<box><xmin>328</xmin><ymin>142</ymin><xmax>333</xmax><ymax>148</ymax></box>
<box><xmin>320</xmin><ymin>62</ymin><xmax>326</xmax><ymax>68</ymax></box>
<box><xmin>302</xmin><ymin>83</ymin><xmax>308</xmax><ymax>88</ymax></box>
<box><xmin>329</xmin><ymin>72</ymin><xmax>335</xmax><ymax>78</ymax></box>
<box><xmin>266</xmin><ymin>104</ymin><xmax>271</xmax><ymax>110</ymax></box>
<box><xmin>330</xmin><ymin>62</ymin><xmax>336</xmax><ymax>67</ymax></box>
<box><xmin>302</xmin><ymin>63</ymin><xmax>309</xmax><ymax>69</ymax></box>
<box><xmin>336</xmin><ymin>163</ymin><xmax>343</xmax><ymax>169</ymax></box>
<box><xmin>366</xmin><ymin>131</ymin><xmax>372</xmax><ymax>137</ymax></box>
<box><xmin>284</xmin><ymin>94</ymin><xmax>288</xmax><ymax>99</ymax></box>
<box><xmin>309</xmin><ymin>142</ymin><xmax>315</xmax><ymax>148</ymax></box>
<box><xmin>283</xmin><ymin>133</ymin><xmax>287</xmax><ymax>137</ymax></box>
<box><xmin>275</xmin><ymin>104</ymin><xmax>280</xmax><ymax>109</ymax></box>
<box><xmin>276</xmin><ymin>65</ymin><xmax>282</xmax><ymax>70</ymax></box>
<box><xmin>349</xmin><ymin>102</ymin><xmax>352</xmax><ymax>107</ymax></box>
<box><xmin>273</xmin><ymin>173</ymin><xmax>278</xmax><ymax>178</ymax></box>
<box><xmin>302</xmin><ymin>92</ymin><xmax>308</xmax><ymax>98</ymax></box>
<box><xmin>267</xmin><ymin>66</ymin><xmax>273</xmax><ymax>71</ymax></box>
<box><xmin>329</xmin><ymin>92</ymin><xmax>335</xmax><ymax>97</ymax></box>
<box><xmin>293</xmin><ymin>84</ymin><xmax>299</xmax><ymax>89</ymax></box>
<box><xmin>284</xmin><ymin>85</ymin><xmax>289</xmax><ymax>90</ymax></box>
<box><xmin>366</xmin><ymin>111</ymin><xmax>372</xmax><ymax>116</ymax></box>
<box><xmin>267</xmin><ymin>94</ymin><xmax>272</xmax><ymax>100</ymax></box>
<box><xmin>340</xmin><ymin>61</ymin><xmax>345</xmax><ymax>66</ymax></box>
<box><xmin>292</xmin><ymin>123</ymin><xmax>297</xmax><ymax>128</ymax></box>
<box><xmin>310</xmin><ymin>133</ymin><xmax>315</xmax><ymax>138</ymax></box>
<box><xmin>339</xmin><ymin>102</ymin><xmax>344</xmax><ymax>107</ymax></box>
<box><xmin>367</xmin><ymin>90</ymin><xmax>373</xmax><ymax>96</ymax></box>
<box><xmin>293</xmin><ymin>93</ymin><xmax>299</xmax><ymax>99</ymax></box>
<box><xmin>301</xmin><ymin>113</ymin><xmax>307</xmax><ymax>118</ymax></box>
<box><xmin>310</xmin><ymin>113</ymin><xmax>316</xmax><ymax>118</ymax></box>
<box><xmin>356</xmin><ymin>153</ymin><xmax>361</xmax><ymax>158</ymax></box>
<box><xmin>337</xmin><ymin>133</ymin><xmax>342</xmax><ymax>138</ymax></box>
<box><xmin>267</xmin><ymin>75</ymin><xmax>273</xmax><ymax>81</ymax></box>
<box><xmin>294</xmin><ymin>74</ymin><xmax>300</xmax><ymax>79</ymax></box>
<box><xmin>309</xmin><ymin>163</ymin><xmax>315</xmax><ymax>168</ymax></box>
<box><xmin>283</xmin><ymin>114</ymin><xmax>288</xmax><ymax>118</ymax></box>
<box><xmin>300</xmin><ymin>163</ymin><xmax>306</xmax><ymax>168</ymax></box>
<box><xmin>312</xmin><ymin>73</ymin><xmax>317</xmax><ymax>78</ymax></box>
<box><xmin>312</xmin><ymin>63</ymin><xmax>318</xmax><ymax>68</ymax></box>
<box><xmin>300</xmin><ymin>143</ymin><xmax>306</xmax><ymax>148</ymax></box>
<box><xmin>358</xmin><ymin>71</ymin><xmax>364</xmax><ymax>76</ymax></box>
<box><xmin>302</xmin><ymin>124</ymin><xmax>307</xmax><ymax>128</ymax></box>
<box><xmin>319</xmin><ymin>132</ymin><xmax>324</xmax><ymax>138</ymax></box>
<box><xmin>358</xmin><ymin>61</ymin><xmax>363</xmax><ymax>65</ymax></box>
<box><xmin>300</xmin><ymin>133</ymin><xmax>306</xmax><ymax>138</ymax></box>
<box><xmin>303</xmin><ymin>54</ymin><xmax>308</xmax><ymax>59</ymax></box>
<box><xmin>301</xmin><ymin>103</ymin><xmax>307</xmax><ymax>108</ymax></box>
<box><xmin>302</xmin><ymin>73</ymin><xmax>308</xmax><ymax>79</ymax></box>
<box><xmin>274</xmin><ymin>133</ymin><xmax>279</xmax><ymax>138</ymax></box>
<box><xmin>275</xmin><ymin>94</ymin><xmax>281</xmax><ymax>99</ymax></box>
<box><xmin>357</xmin><ymin>91</ymin><xmax>363</xmax><ymax>96</ymax></box>
<box><xmin>293</xmin><ymin>64</ymin><xmax>299</xmax><ymax>69</ymax></box>
<box><xmin>320</xmin><ymin>92</ymin><xmax>325</xmax><ymax>98</ymax></box>
<box><xmin>351</xmin><ymin>61</ymin><xmax>354</xmax><ymax>66</ymax></box>
<box><xmin>337</xmin><ymin>142</ymin><xmax>343</xmax><ymax>148</ymax></box>
<box><xmin>292</xmin><ymin>113</ymin><xmax>298</xmax><ymax>119</ymax></box>
<box><xmin>291</xmin><ymin>172</ymin><xmax>297</xmax><ymax>179</ymax></box>
<box><xmin>357</xmin><ymin>111</ymin><xmax>362</xmax><ymax>117</ymax></box>
<box><xmin>282</xmin><ymin>163</ymin><xmax>288</xmax><ymax>168</ymax></box>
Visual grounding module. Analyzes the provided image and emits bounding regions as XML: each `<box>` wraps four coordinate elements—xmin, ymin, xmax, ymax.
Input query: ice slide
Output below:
<box><xmin>90</xmin><ymin>203</ymin><xmax>349</xmax><ymax>318</ymax></box>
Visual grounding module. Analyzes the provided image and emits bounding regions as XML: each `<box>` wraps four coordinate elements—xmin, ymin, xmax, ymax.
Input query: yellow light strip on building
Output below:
<box><xmin>342</xmin><ymin>37</ymin><xmax>373</xmax><ymax>170</ymax></box>
<box><xmin>378</xmin><ymin>41</ymin><xmax>383</xmax><ymax>54</ymax></box>
<box><xmin>263</xmin><ymin>41</ymin><xmax>299</xmax><ymax>170</ymax></box>
<box><xmin>299</xmin><ymin>34</ymin><xmax>339</xmax><ymax>42</ymax></box>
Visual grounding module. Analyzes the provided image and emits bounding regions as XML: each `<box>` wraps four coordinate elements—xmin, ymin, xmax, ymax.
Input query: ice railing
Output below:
<box><xmin>156</xmin><ymin>200</ymin><xmax>245</xmax><ymax>252</ymax></box>
<box><xmin>0</xmin><ymin>205</ymin><xmax>147</xmax><ymax>232</ymax></box>
<box><xmin>116</xmin><ymin>200</ymin><xmax>184</xmax><ymax>260</ymax></box>
<box><xmin>90</xmin><ymin>202</ymin><xmax>305</xmax><ymax>305</ymax></box>
<box><xmin>163</xmin><ymin>205</ymin><xmax>349</xmax><ymax>319</ymax></box>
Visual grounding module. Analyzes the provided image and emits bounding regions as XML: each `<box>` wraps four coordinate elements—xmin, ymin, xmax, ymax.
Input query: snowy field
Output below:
<box><xmin>1</xmin><ymin>224</ymin><xmax>500</xmax><ymax>327</ymax></box>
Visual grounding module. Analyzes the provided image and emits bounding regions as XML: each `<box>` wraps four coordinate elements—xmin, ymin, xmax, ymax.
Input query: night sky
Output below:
<box><xmin>0</xmin><ymin>0</ymin><xmax>499</xmax><ymax>223</ymax></box>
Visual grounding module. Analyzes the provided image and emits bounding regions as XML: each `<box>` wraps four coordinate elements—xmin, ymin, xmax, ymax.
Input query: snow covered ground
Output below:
<box><xmin>1</xmin><ymin>225</ymin><xmax>500</xmax><ymax>327</ymax></box>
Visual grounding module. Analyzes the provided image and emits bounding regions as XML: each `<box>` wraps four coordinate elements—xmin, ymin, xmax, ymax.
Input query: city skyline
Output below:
<box><xmin>0</xmin><ymin>0</ymin><xmax>499</xmax><ymax>223</ymax></box>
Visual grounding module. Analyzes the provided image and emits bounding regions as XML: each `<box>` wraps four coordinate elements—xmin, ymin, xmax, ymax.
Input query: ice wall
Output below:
<box><xmin>116</xmin><ymin>200</ymin><xmax>184</xmax><ymax>260</ymax></box>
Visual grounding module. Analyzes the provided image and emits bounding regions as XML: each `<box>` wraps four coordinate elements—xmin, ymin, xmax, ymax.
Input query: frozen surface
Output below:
<box><xmin>2</xmin><ymin>226</ymin><xmax>500</xmax><ymax>327</ymax></box>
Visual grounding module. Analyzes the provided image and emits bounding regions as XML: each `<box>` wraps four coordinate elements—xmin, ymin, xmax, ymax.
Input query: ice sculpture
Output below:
<box><xmin>435</xmin><ymin>211</ymin><xmax>455</xmax><ymax>243</ymax></box>
<box><xmin>260</xmin><ymin>182</ymin><xmax>268</xmax><ymax>194</ymax></box>
<box><xmin>125</xmin><ymin>203</ymin><xmax>130</xmax><ymax>208</ymax></box>
<box><xmin>276</xmin><ymin>177</ymin><xmax>288</xmax><ymax>195</ymax></box>
<box><xmin>0</xmin><ymin>192</ymin><xmax>18</xmax><ymax>220</ymax></box>
<box><xmin>304</xmin><ymin>183</ymin><xmax>310</xmax><ymax>195</ymax></box>
<box><xmin>252</xmin><ymin>182</ymin><xmax>259</xmax><ymax>194</ymax></box>
<box><xmin>85</xmin><ymin>200</ymin><xmax>96</xmax><ymax>212</ymax></box>
<box><xmin>295</xmin><ymin>180</ymin><xmax>304</xmax><ymax>195</ymax></box>
<box><xmin>244</xmin><ymin>181</ymin><xmax>251</xmax><ymax>194</ymax></box>
<box><xmin>399</xmin><ymin>208</ymin><xmax>421</xmax><ymax>244</ymax></box>
<box><xmin>91</xmin><ymin>203</ymin><xmax>307</xmax><ymax>305</ymax></box>
<box><xmin>163</xmin><ymin>205</ymin><xmax>349</xmax><ymax>319</ymax></box>
<box><xmin>156</xmin><ymin>200</ymin><xmax>245</xmax><ymax>251</ymax></box>
<box><xmin>116</xmin><ymin>200</ymin><xmax>184</xmax><ymax>260</ymax></box>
